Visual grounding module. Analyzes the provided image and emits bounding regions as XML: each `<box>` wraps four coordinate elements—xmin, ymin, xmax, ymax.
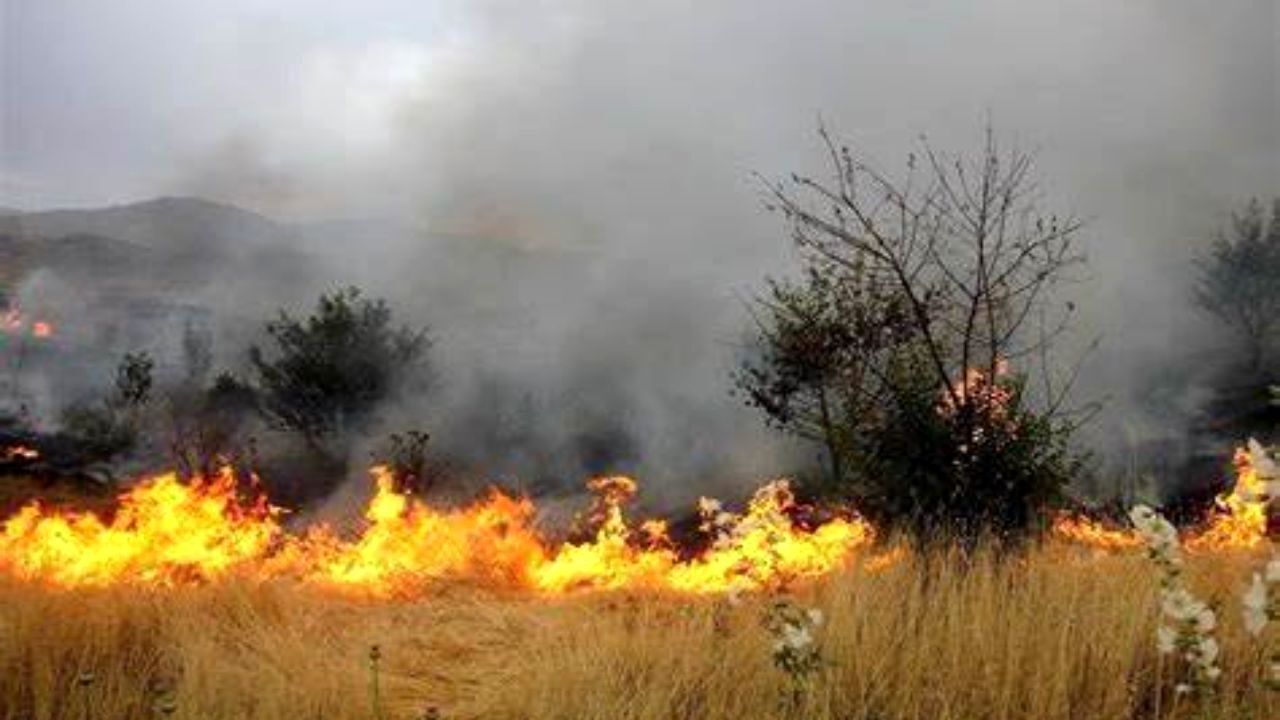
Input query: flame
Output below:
<box><xmin>0</xmin><ymin>307</ymin><xmax>54</xmax><ymax>339</ymax></box>
<box><xmin>1050</xmin><ymin>513</ymin><xmax>1142</xmax><ymax>551</ymax></box>
<box><xmin>0</xmin><ymin>468</ymin><xmax>872</xmax><ymax>596</ymax></box>
<box><xmin>296</xmin><ymin>467</ymin><xmax>548</xmax><ymax>594</ymax></box>
<box><xmin>941</xmin><ymin>359</ymin><xmax>1013</xmax><ymax>420</ymax></box>
<box><xmin>1</xmin><ymin>445</ymin><xmax>40</xmax><ymax>462</ymax></box>
<box><xmin>0</xmin><ymin>468</ymin><xmax>282</xmax><ymax>587</ymax></box>
<box><xmin>1186</xmin><ymin>445</ymin><xmax>1270</xmax><ymax>551</ymax></box>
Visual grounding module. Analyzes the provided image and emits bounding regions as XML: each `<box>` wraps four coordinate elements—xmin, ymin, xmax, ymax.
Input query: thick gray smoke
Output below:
<box><xmin>3</xmin><ymin>1</ymin><xmax>1277</xmax><ymax>503</ymax></box>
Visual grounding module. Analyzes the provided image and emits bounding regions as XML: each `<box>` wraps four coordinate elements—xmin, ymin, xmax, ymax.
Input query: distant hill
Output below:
<box><xmin>0</xmin><ymin>196</ymin><xmax>313</xmax><ymax>292</ymax></box>
<box><xmin>0</xmin><ymin>196</ymin><xmax>294</xmax><ymax>251</ymax></box>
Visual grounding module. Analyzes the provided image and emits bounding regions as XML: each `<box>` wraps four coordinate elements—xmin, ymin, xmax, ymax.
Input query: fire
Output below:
<box><xmin>0</xmin><ymin>468</ymin><xmax>872</xmax><ymax>596</ymax></box>
<box><xmin>0</xmin><ymin>307</ymin><xmax>54</xmax><ymax>339</ymax></box>
<box><xmin>941</xmin><ymin>359</ymin><xmax>1013</xmax><ymax>421</ymax></box>
<box><xmin>1050</xmin><ymin>513</ymin><xmax>1142</xmax><ymax>551</ymax></box>
<box><xmin>1</xmin><ymin>445</ymin><xmax>40</xmax><ymax>462</ymax></box>
<box><xmin>1186</xmin><ymin>443</ymin><xmax>1271</xmax><ymax>552</ymax></box>
<box><xmin>297</xmin><ymin>467</ymin><xmax>548</xmax><ymax>594</ymax></box>
<box><xmin>0</xmin><ymin>468</ymin><xmax>282</xmax><ymax>587</ymax></box>
<box><xmin>1051</xmin><ymin>441</ymin><xmax>1274</xmax><ymax>553</ymax></box>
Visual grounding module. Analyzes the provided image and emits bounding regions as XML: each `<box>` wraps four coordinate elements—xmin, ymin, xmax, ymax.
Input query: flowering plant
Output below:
<box><xmin>1240</xmin><ymin>439</ymin><xmax>1279</xmax><ymax>690</ymax></box>
<box><xmin>1129</xmin><ymin>505</ymin><xmax>1222</xmax><ymax>695</ymax></box>
<box><xmin>763</xmin><ymin>599</ymin><xmax>824</xmax><ymax>711</ymax></box>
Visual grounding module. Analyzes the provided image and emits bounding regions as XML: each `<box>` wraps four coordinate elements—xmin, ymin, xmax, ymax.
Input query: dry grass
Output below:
<box><xmin>0</xmin><ymin>546</ymin><xmax>1274</xmax><ymax>720</ymax></box>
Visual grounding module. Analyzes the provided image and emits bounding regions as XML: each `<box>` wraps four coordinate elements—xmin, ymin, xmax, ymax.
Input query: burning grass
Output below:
<box><xmin>0</xmin><ymin>443</ymin><xmax>1275</xmax><ymax>718</ymax></box>
<box><xmin>0</xmin><ymin>546</ymin><xmax>1275</xmax><ymax>720</ymax></box>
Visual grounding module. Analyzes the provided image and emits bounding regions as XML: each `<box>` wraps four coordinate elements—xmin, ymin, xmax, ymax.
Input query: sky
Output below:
<box><xmin>1</xmin><ymin>0</ymin><xmax>1277</xmax><ymax>494</ymax></box>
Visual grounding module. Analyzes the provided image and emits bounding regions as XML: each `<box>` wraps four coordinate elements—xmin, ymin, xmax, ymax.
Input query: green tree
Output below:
<box><xmin>61</xmin><ymin>351</ymin><xmax>154</xmax><ymax>460</ymax></box>
<box><xmin>734</xmin><ymin>262</ymin><xmax>913</xmax><ymax>491</ymax></box>
<box><xmin>249</xmin><ymin>287</ymin><xmax>430</xmax><ymax>453</ymax></box>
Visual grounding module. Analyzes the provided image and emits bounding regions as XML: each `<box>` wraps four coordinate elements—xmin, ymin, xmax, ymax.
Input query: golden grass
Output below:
<box><xmin>0</xmin><ymin>546</ymin><xmax>1275</xmax><ymax>720</ymax></box>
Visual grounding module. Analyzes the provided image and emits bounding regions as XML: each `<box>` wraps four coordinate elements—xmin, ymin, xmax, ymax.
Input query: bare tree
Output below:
<box><xmin>741</xmin><ymin>124</ymin><xmax>1092</xmax><ymax>543</ymax></box>
<box><xmin>763</xmin><ymin>125</ymin><xmax>1086</xmax><ymax>413</ymax></box>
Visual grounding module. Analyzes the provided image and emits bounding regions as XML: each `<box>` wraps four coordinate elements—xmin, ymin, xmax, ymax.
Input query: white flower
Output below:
<box><xmin>1193</xmin><ymin>608</ymin><xmax>1216</xmax><ymax>634</ymax></box>
<box><xmin>1156</xmin><ymin>626</ymin><xmax>1177</xmax><ymax>654</ymax></box>
<box><xmin>807</xmin><ymin>609</ymin><xmax>824</xmax><ymax>627</ymax></box>
<box><xmin>782</xmin><ymin>624</ymin><xmax>813</xmax><ymax>650</ymax></box>
<box><xmin>1174</xmin><ymin>683</ymin><xmax>1192</xmax><ymax>695</ymax></box>
<box><xmin>1161</xmin><ymin>588</ymin><xmax>1202</xmax><ymax>621</ymax></box>
<box><xmin>1195</xmin><ymin>637</ymin><xmax>1219</xmax><ymax>666</ymax></box>
<box><xmin>1242</xmin><ymin>574</ymin><xmax>1269</xmax><ymax>636</ymax></box>
<box><xmin>1204</xmin><ymin>666</ymin><xmax>1221</xmax><ymax>681</ymax></box>
<box><xmin>1128</xmin><ymin>505</ymin><xmax>1156</xmax><ymax>530</ymax></box>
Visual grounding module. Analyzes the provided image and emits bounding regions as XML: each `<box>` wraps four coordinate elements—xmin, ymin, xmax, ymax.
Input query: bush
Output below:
<box><xmin>249</xmin><ymin>287</ymin><xmax>430</xmax><ymax>454</ymax></box>
<box><xmin>858</xmin><ymin>356</ymin><xmax>1083</xmax><ymax>546</ymax></box>
<box><xmin>60</xmin><ymin>352</ymin><xmax>155</xmax><ymax>461</ymax></box>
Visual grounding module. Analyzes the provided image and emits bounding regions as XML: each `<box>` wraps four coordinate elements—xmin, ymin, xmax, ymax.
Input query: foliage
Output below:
<box><xmin>734</xmin><ymin>262</ymin><xmax>913</xmax><ymax>491</ymax></box>
<box><xmin>114</xmin><ymin>352</ymin><xmax>154</xmax><ymax>409</ymax></box>
<box><xmin>858</xmin><ymin>356</ymin><xmax>1083</xmax><ymax>545</ymax></box>
<box><xmin>763</xmin><ymin>599</ymin><xmax>824</xmax><ymax>713</ymax></box>
<box><xmin>249</xmin><ymin>287</ymin><xmax>430</xmax><ymax>451</ymax></box>
<box><xmin>373</xmin><ymin>429</ymin><xmax>432</xmax><ymax>491</ymax></box>
<box><xmin>166</xmin><ymin>372</ymin><xmax>259</xmax><ymax>480</ymax></box>
<box><xmin>1195</xmin><ymin>198</ymin><xmax>1280</xmax><ymax>373</ymax></box>
<box><xmin>742</xmin><ymin>125</ymin><xmax>1091</xmax><ymax>545</ymax></box>
<box><xmin>60</xmin><ymin>351</ymin><xmax>155</xmax><ymax>460</ymax></box>
<box><xmin>1193</xmin><ymin>198</ymin><xmax>1280</xmax><ymax>444</ymax></box>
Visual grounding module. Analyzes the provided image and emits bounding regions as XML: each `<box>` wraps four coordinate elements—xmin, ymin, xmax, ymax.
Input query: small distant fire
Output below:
<box><xmin>1</xmin><ymin>445</ymin><xmax>40</xmax><ymax>462</ymax></box>
<box><xmin>0</xmin><ymin>307</ymin><xmax>55</xmax><ymax>340</ymax></box>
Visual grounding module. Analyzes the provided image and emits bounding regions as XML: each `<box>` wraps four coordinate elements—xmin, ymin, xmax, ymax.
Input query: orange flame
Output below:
<box><xmin>1051</xmin><ymin>442</ymin><xmax>1272</xmax><ymax>553</ymax></box>
<box><xmin>0</xmin><ymin>468</ymin><xmax>873</xmax><ymax>596</ymax></box>
<box><xmin>1186</xmin><ymin>445</ymin><xmax>1269</xmax><ymax>551</ymax></box>
<box><xmin>1050</xmin><ymin>513</ymin><xmax>1142</xmax><ymax>551</ymax></box>
<box><xmin>0</xmin><ymin>308</ymin><xmax>53</xmax><ymax>339</ymax></box>
<box><xmin>1</xmin><ymin>445</ymin><xmax>40</xmax><ymax>462</ymax></box>
<box><xmin>0</xmin><ymin>468</ymin><xmax>282</xmax><ymax>587</ymax></box>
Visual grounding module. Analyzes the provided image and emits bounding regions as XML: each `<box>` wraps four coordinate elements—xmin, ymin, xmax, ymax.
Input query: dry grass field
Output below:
<box><xmin>2</xmin><ymin>545</ymin><xmax>1275</xmax><ymax>720</ymax></box>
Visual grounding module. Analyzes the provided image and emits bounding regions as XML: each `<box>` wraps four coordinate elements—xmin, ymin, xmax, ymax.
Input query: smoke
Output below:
<box><xmin>4</xmin><ymin>0</ymin><xmax>1278</xmax><ymax>501</ymax></box>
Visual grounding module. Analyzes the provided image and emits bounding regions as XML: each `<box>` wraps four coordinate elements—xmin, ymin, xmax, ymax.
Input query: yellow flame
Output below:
<box><xmin>0</xmin><ymin>468</ymin><xmax>281</xmax><ymax>586</ymax></box>
<box><xmin>0</xmin><ymin>467</ymin><xmax>872</xmax><ymax>596</ymax></box>
<box><xmin>1186</xmin><ymin>446</ymin><xmax>1268</xmax><ymax>551</ymax></box>
<box><xmin>1050</xmin><ymin>513</ymin><xmax>1142</xmax><ymax>551</ymax></box>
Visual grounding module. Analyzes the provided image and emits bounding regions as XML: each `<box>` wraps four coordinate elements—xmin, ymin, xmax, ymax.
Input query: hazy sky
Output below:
<box><xmin>3</xmin><ymin>1</ymin><xmax>1274</xmax><ymax>217</ymax></box>
<box><xmin>1</xmin><ymin>0</ymin><xmax>1277</xmax><ymax>491</ymax></box>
